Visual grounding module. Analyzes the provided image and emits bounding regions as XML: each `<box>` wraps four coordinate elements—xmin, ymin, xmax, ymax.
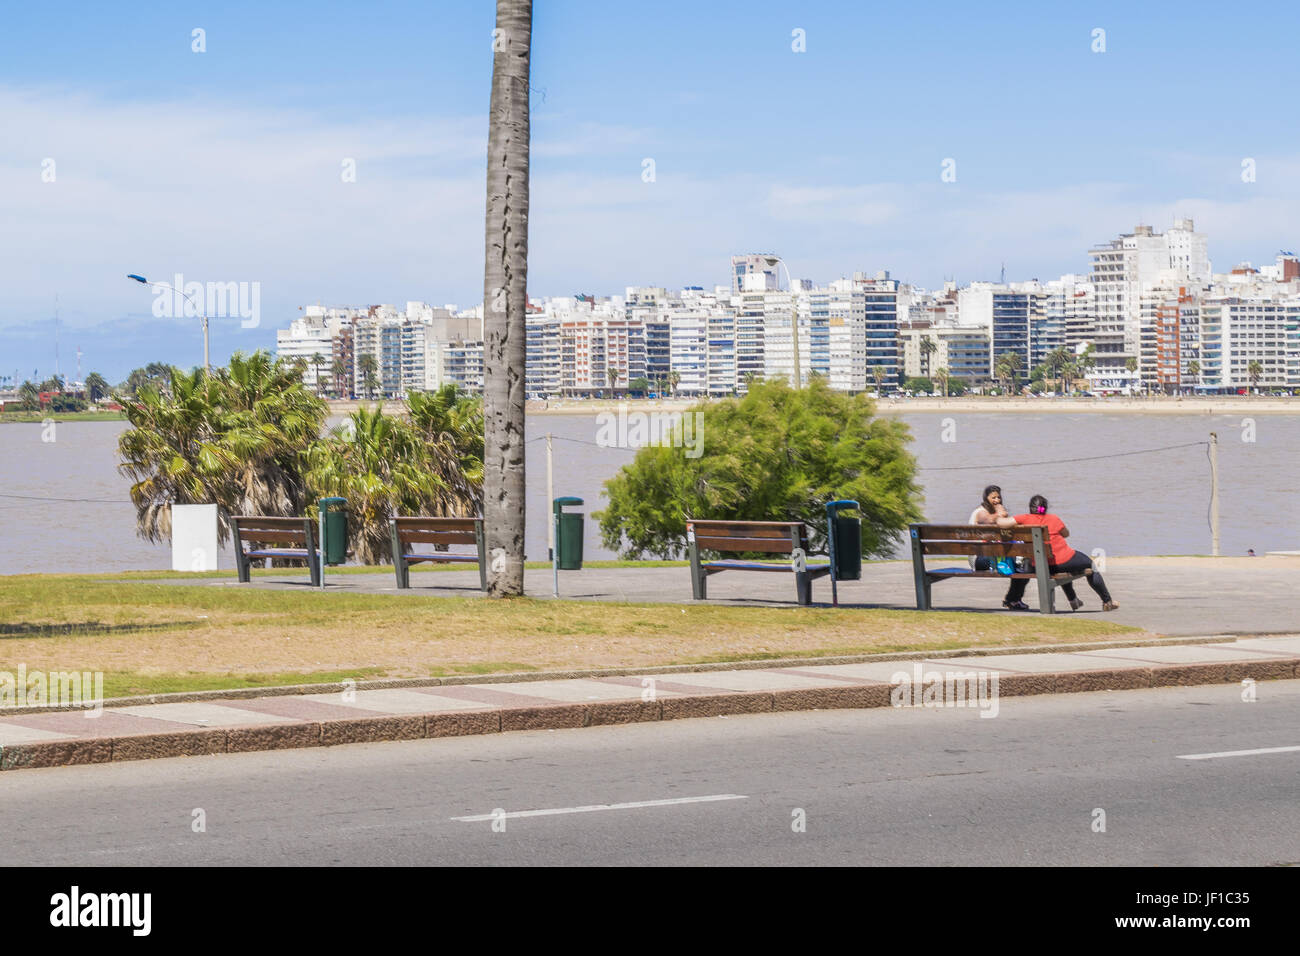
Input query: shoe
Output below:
<box><xmin>1002</xmin><ymin>600</ymin><xmax>1030</xmax><ymax>611</ymax></box>
<box><xmin>1102</xmin><ymin>601</ymin><xmax>1119</xmax><ymax>611</ymax></box>
<box><xmin>1069</xmin><ymin>598</ymin><xmax>1083</xmax><ymax>611</ymax></box>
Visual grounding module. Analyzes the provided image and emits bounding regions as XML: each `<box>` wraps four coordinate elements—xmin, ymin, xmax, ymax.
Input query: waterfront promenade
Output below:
<box><xmin>152</xmin><ymin>555</ymin><xmax>1299</xmax><ymax>638</ymax></box>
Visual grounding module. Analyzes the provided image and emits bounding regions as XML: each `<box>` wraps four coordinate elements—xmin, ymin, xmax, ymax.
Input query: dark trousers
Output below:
<box><xmin>1005</xmin><ymin>551</ymin><xmax>1112</xmax><ymax>605</ymax></box>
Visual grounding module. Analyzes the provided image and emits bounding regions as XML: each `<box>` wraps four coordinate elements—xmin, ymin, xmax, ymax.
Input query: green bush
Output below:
<box><xmin>596</xmin><ymin>378</ymin><xmax>922</xmax><ymax>559</ymax></box>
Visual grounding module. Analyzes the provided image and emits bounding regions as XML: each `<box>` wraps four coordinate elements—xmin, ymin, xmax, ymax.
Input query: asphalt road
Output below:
<box><xmin>4</xmin><ymin>681</ymin><xmax>1298</xmax><ymax>866</ymax></box>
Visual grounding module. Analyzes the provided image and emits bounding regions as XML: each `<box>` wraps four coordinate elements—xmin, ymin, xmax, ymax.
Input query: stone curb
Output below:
<box><xmin>3</xmin><ymin>633</ymin><xmax>1269</xmax><ymax>717</ymax></box>
<box><xmin>1</xmin><ymin>656</ymin><xmax>1296</xmax><ymax>772</ymax></box>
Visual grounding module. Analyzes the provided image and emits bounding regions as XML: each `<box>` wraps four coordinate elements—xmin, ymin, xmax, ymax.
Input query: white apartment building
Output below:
<box><xmin>276</xmin><ymin>315</ymin><xmax>338</xmax><ymax>392</ymax></box>
<box><xmin>813</xmin><ymin>281</ymin><xmax>868</xmax><ymax>392</ymax></box>
<box><xmin>898</xmin><ymin>325</ymin><xmax>991</xmax><ymax>384</ymax></box>
<box><xmin>759</xmin><ymin>289</ymin><xmax>810</xmax><ymax>385</ymax></box>
<box><xmin>669</xmin><ymin>310</ymin><xmax>709</xmax><ymax>395</ymax></box>
<box><xmin>1199</xmin><ymin>293</ymin><xmax>1298</xmax><ymax>390</ymax></box>
<box><xmin>1088</xmin><ymin>219</ymin><xmax>1210</xmax><ymax>371</ymax></box>
<box><xmin>276</xmin><ymin>306</ymin><xmax>362</xmax><ymax>394</ymax></box>
<box><xmin>526</xmin><ymin>309</ymin><xmax>562</xmax><ymax>397</ymax></box>
<box><xmin>427</xmin><ymin>340</ymin><xmax>485</xmax><ymax>392</ymax></box>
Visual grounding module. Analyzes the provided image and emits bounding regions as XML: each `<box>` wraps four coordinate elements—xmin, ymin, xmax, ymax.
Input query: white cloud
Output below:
<box><xmin>5</xmin><ymin>82</ymin><xmax>1300</xmax><ymax>350</ymax></box>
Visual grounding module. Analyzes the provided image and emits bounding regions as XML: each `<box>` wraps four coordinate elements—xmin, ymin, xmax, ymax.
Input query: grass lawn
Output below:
<box><xmin>0</xmin><ymin>571</ymin><xmax>1147</xmax><ymax>700</ymax></box>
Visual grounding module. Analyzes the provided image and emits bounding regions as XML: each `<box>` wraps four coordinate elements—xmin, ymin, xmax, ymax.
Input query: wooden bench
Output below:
<box><xmin>686</xmin><ymin>519</ymin><xmax>830</xmax><ymax>606</ymax></box>
<box><xmin>907</xmin><ymin>523</ymin><xmax>1087</xmax><ymax>614</ymax></box>
<box><xmin>390</xmin><ymin>517</ymin><xmax>486</xmax><ymax>590</ymax></box>
<box><xmin>233</xmin><ymin>515</ymin><xmax>320</xmax><ymax>586</ymax></box>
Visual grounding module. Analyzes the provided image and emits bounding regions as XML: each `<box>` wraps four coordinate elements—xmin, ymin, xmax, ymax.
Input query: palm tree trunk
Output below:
<box><xmin>482</xmin><ymin>0</ymin><xmax>532</xmax><ymax>597</ymax></box>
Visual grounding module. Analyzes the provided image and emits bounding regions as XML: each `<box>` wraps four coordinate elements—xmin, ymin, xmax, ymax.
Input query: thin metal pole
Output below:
<box><xmin>202</xmin><ymin>314</ymin><xmax>210</xmax><ymax>375</ymax></box>
<box><xmin>1210</xmin><ymin>431</ymin><xmax>1220</xmax><ymax>557</ymax></box>
<box><xmin>546</xmin><ymin>433</ymin><xmax>554</xmax><ymax>560</ymax></box>
<box><xmin>828</xmin><ymin>513</ymin><xmax>838</xmax><ymax>607</ymax></box>
<box><xmin>552</xmin><ymin>510</ymin><xmax>559</xmax><ymax>598</ymax></box>
<box><xmin>318</xmin><ymin>508</ymin><xmax>326</xmax><ymax>589</ymax></box>
<box><xmin>787</xmin><ymin>264</ymin><xmax>801</xmax><ymax>390</ymax></box>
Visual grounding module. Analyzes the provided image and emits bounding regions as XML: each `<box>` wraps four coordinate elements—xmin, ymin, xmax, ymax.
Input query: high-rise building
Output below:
<box><xmin>730</xmin><ymin>254</ymin><xmax>780</xmax><ymax>295</ymax></box>
<box><xmin>854</xmin><ymin>272</ymin><xmax>903</xmax><ymax>389</ymax></box>
<box><xmin>1088</xmin><ymin>219</ymin><xmax>1210</xmax><ymax>372</ymax></box>
<box><xmin>956</xmin><ymin>282</ymin><xmax>1043</xmax><ymax>382</ymax></box>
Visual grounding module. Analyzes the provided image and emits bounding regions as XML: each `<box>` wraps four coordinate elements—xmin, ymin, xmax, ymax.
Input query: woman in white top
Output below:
<box><xmin>968</xmin><ymin>485</ymin><xmax>1013</xmax><ymax>583</ymax></box>
<box><xmin>969</xmin><ymin>485</ymin><xmax>1007</xmax><ymax>527</ymax></box>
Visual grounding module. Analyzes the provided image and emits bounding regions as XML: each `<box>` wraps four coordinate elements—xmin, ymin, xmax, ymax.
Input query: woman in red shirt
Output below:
<box><xmin>996</xmin><ymin>494</ymin><xmax>1118</xmax><ymax>611</ymax></box>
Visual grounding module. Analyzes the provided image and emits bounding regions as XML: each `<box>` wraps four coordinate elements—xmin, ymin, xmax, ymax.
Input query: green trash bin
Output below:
<box><xmin>826</xmin><ymin>499</ymin><xmax>862</xmax><ymax>582</ymax></box>
<box><xmin>319</xmin><ymin>497</ymin><xmax>348</xmax><ymax>566</ymax></box>
<box><xmin>553</xmin><ymin>497</ymin><xmax>584</xmax><ymax>570</ymax></box>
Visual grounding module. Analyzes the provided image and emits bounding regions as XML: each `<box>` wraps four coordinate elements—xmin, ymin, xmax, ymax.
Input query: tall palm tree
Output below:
<box><xmin>407</xmin><ymin>384</ymin><xmax>485</xmax><ymax>514</ymax></box>
<box><xmin>118</xmin><ymin>353</ymin><xmax>326</xmax><ymax>545</ymax></box>
<box><xmin>84</xmin><ymin>372</ymin><xmax>110</xmax><ymax>402</ymax></box>
<box><xmin>331</xmin><ymin>357</ymin><xmax>348</xmax><ymax>399</ymax></box>
<box><xmin>934</xmin><ymin>366</ymin><xmax>950</xmax><ymax>398</ymax></box>
<box><xmin>310</xmin><ymin>352</ymin><xmax>325</xmax><ymax>397</ymax></box>
<box><xmin>481</xmin><ymin>0</ymin><xmax>532</xmax><ymax>596</ymax></box>
<box><xmin>995</xmin><ymin>351</ymin><xmax>1023</xmax><ymax>394</ymax></box>
<box><xmin>1247</xmin><ymin>360</ymin><xmax>1262</xmax><ymax>391</ymax></box>
<box><xmin>305</xmin><ymin>406</ymin><xmax>453</xmax><ymax>564</ymax></box>
<box><xmin>358</xmin><ymin>354</ymin><xmax>379</xmax><ymax>400</ymax></box>
<box><xmin>606</xmin><ymin>365</ymin><xmax>621</xmax><ymax>397</ymax></box>
<box><xmin>1186</xmin><ymin>360</ymin><xmax>1201</xmax><ymax>393</ymax></box>
<box><xmin>871</xmin><ymin>365</ymin><xmax>885</xmax><ymax>393</ymax></box>
<box><xmin>918</xmin><ymin>335</ymin><xmax>937</xmax><ymax>378</ymax></box>
<box><xmin>217</xmin><ymin>351</ymin><xmax>326</xmax><ymax>519</ymax></box>
<box><xmin>1045</xmin><ymin>346</ymin><xmax>1071</xmax><ymax>395</ymax></box>
<box><xmin>668</xmin><ymin>369</ymin><xmax>681</xmax><ymax>396</ymax></box>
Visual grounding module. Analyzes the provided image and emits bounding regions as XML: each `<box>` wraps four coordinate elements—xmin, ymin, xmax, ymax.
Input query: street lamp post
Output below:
<box><xmin>127</xmin><ymin>274</ymin><xmax>209</xmax><ymax>374</ymax></box>
<box><xmin>764</xmin><ymin>257</ymin><xmax>802</xmax><ymax>389</ymax></box>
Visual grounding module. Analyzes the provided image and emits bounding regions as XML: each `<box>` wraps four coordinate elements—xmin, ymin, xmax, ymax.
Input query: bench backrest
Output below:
<box><xmin>687</xmin><ymin>519</ymin><xmax>807</xmax><ymax>554</ymax></box>
<box><xmin>233</xmin><ymin>515</ymin><xmax>312</xmax><ymax>547</ymax></box>
<box><xmin>909</xmin><ymin>523</ymin><xmax>1043</xmax><ymax>560</ymax></box>
<box><xmin>392</xmin><ymin>516</ymin><xmax>482</xmax><ymax>548</ymax></box>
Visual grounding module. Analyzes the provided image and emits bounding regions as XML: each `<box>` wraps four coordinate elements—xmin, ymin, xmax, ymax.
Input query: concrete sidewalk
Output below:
<box><xmin>149</xmin><ymin>556</ymin><xmax>1300</xmax><ymax>637</ymax></box>
<box><xmin>3</xmin><ymin>633</ymin><xmax>1298</xmax><ymax>772</ymax></box>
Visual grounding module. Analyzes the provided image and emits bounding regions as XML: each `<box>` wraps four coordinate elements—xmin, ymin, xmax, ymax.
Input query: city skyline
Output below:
<box><xmin>265</xmin><ymin>217</ymin><xmax>1298</xmax><ymax>402</ymax></box>
<box><xmin>6</xmin><ymin>215</ymin><xmax>1300</xmax><ymax>384</ymax></box>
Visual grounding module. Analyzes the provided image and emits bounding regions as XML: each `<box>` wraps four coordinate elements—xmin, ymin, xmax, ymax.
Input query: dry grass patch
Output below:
<box><xmin>0</xmin><ymin>574</ymin><xmax>1147</xmax><ymax>694</ymax></box>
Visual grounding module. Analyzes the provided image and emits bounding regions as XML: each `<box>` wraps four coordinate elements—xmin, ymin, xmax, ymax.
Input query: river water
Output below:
<box><xmin>1</xmin><ymin>412</ymin><xmax>1295</xmax><ymax>575</ymax></box>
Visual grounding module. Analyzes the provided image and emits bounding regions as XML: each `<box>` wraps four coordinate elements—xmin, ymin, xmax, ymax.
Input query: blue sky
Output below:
<box><xmin>4</xmin><ymin>0</ymin><xmax>1300</xmax><ymax>381</ymax></box>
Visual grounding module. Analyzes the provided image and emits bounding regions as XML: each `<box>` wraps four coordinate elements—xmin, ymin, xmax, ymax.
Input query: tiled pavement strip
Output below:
<box><xmin>3</xmin><ymin>634</ymin><xmax>1299</xmax><ymax>771</ymax></box>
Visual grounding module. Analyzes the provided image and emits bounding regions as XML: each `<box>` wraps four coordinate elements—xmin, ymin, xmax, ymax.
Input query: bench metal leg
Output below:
<box><xmin>688</xmin><ymin>536</ymin><xmax>706</xmax><ymax>600</ymax></box>
<box><xmin>1037</xmin><ymin>572</ymin><xmax>1054</xmax><ymax>614</ymax></box>
<box><xmin>235</xmin><ymin>548</ymin><xmax>250</xmax><ymax>584</ymax></box>
<box><xmin>475</xmin><ymin>521</ymin><xmax>487</xmax><ymax>592</ymax></box>
<box><xmin>909</xmin><ymin>528</ymin><xmax>932</xmax><ymax>610</ymax></box>
<box><xmin>795</xmin><ymin>570</ymin><xmax>812</xmax><ymax>606</ymax></box>
<box><xmin>1032</xmin><ymin>527</ymin><xmax>1054</xmax><ymax>613</ymax></box>
<box><xmin>390</xmin><ymin>522</ymin><xmax>409</xmax><ymax>589</ymax></box>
